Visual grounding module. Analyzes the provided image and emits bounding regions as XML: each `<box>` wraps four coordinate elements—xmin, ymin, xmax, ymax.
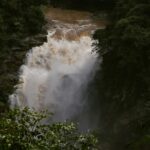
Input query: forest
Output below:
<box><xmin>0</xmin><ymin>0</ymin><xmax>48</xmax><ymax>108</ymax></box>
<box><xmin>50</xmin><ymin>0</ymin><xmax>115</xmax><ymax>11</ymax></box>
<box><xmin>92</xmin><ymin>0</ymin><xmax>150</xmax><ymax>149</ymax></box>
<box><xmin>0</xmin><ymin>0</ymin><xmax>150</xmax><ymax>149</ymax></box>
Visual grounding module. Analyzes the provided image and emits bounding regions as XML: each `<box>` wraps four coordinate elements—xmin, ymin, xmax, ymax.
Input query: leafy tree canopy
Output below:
<box><xmin>0</xmin><ymin>108</ymin><xmax>99</xmax><ymax>150</ymax></box>
<box><xmin>91</xmin><ymin>0</ymin><xmax>150</xmax><ymax>149</ymax></box>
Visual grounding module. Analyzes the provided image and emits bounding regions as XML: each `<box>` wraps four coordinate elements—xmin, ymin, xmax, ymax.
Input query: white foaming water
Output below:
<box><xmin>10</xmin><ymin>21</ymin><xmax>98</xmax><ymax>121</ymax></box>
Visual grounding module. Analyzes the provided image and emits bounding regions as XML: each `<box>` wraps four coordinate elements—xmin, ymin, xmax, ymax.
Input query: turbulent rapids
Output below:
<box><xmin>10</xmin><ymin>10</ymin><xmax>100</xmax><ymax>122</ymax></box>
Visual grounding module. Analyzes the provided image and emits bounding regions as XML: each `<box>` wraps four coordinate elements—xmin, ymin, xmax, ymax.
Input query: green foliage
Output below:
<box><xmin>128</xmin><ymin>135</ymin><xmax>150</xmax><ymax>150</ymax></box>
<box><xmin>0</xmin><ymin>108</ymin><xmax>98</xmax><ymax>150</ymax></box>
<box><xmin>0</xmin><ymin>0</ymin><xmax>47</xmax><ymax>106</ymax></box>
<box><xmin>91</xmin><ymin>0</ymin><xmax>150</xmax><ymax>149</ymax></box>
<box><xmin>50</xmin><ymin>0</ymin><xmax>115</xmax><ymax>11</ymax></box>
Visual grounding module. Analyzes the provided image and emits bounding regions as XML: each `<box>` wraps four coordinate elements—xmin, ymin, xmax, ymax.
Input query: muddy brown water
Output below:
<box><xmin>45</xmin><ymin>7</ymin><xmax>106</xmax><ymax>28</ymax></box>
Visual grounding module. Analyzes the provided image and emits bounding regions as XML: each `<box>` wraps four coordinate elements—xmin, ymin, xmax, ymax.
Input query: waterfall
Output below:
<box><xmin>10</xmin><ymin>20</ymin><xmax>99</xmax><ymax>122</ymax></box>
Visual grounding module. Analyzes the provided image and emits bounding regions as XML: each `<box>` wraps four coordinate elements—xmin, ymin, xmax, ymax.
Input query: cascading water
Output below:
<box><xmin>10</xmin><ymin>19</ymin><xmax>99</xmax><ymax>122</ymax></box>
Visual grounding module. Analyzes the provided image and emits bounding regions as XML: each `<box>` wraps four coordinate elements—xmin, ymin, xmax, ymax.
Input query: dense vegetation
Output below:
<box><xmin>0</xmin><ymin>0</ymin><xmax>47</xmax><ymax>109</ymax></box>
<box><xmin>91</xmin><ymin>0</ymin><xmax>150</xmax><ymax>149</ymax></box>
<box><xmin>50</xmin><ymin>0</ymin><xmax>115</xmax><ymax>11</ymax></box>
<box><xmin>0</xmin><ymin>108</ymin><xmax>98</xmax><ymax>149</ymax></box>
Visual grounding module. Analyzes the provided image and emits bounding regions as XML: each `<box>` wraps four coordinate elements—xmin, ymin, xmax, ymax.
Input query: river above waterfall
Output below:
<box><xmin>10</xmin><ymin>8</ymin><xmax>103</xmax><ymax>126</ymax></box>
